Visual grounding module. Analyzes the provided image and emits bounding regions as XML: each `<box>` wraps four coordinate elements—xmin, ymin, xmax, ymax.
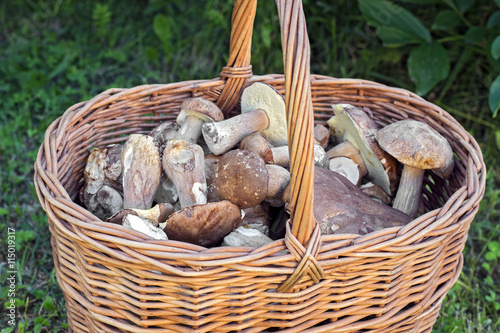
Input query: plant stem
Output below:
<box><xmin>435</xmin><ymin>101</ymin><xmax>500</xmax><ymax>131</ymax></box>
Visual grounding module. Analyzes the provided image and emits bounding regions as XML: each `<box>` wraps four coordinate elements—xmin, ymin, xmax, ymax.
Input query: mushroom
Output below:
<box><xmin>326</xmin><ymin>141</ymin><xmax>368</xmax><ymax>177</ymax></box>
<box><xmin>241</xmin><ymin>204</ymin><xmax>271</xmax><ymax>228</ymax></box>
<box><xmin>162</xmin><ymin>139</ymin><xmax>207</xmax><ymax>209</ymax></box>
<box><xmin>204</xmin><ymin>154</ymin><xmax>221</xmax><ymax>185</ymax></box>
<box><xmin>176</xmin><ymin>98</ymin><xmax>224</xmax><ymax>143</ymax></box>
<box><xmin>163</xmin><ymin>200</ymin><xmax>242</xmax><ymax>247</ymax></box>
<box><xmin>283</xmin><ymin>167</ymin><xmax>411</xmax><ymax>235</ymax></box>
<box><xmin>213</xmin><ymin>149</ymin><xmax>268</xmax><ymax>209</ymax></box>
<box><xmin>202</xmin><ymin>82</ymin><xmax>287</xmax><ymax>155</ymax></box>
<box><xmin>314</xmin><ymin>123</ymin><xmax>330</xmax><ymax>149</ymax></box>
<box><xmin>328</xmin><ymin>157</ymin><xmax>361</xmax><ymax>186</ymax></box>
<box><xmin>213</xmin><ymin>150</ymin><xmax>291</xmax><ymax>209</ymax></box>
<box><xmin>327</xmin><ymin>104</ymin><xmax>399</xmax><ymax>195</ymax></box>
<box><xmin>107</xmin><ymin>203</ymin><xmax>175</xmax><ymax>226</ymax></box>
<box><xmin>153</xmin><ymin>176</ymin><xmax>178</xmax><ymax>205</ymax></box>
<box><xmin>149</xmin><ymin>120</ymin><xmax>179</xmax><ymax>143</ymax></box>
<box><xmin>240</xmin><ymin>132</ymin><xmax>328</xmax><ymax>168</ymax></box>
<box><xmin>122</xmin><ymin>214</ymin><xmax>168</xmax><ymax>240</ymax></box>
<box><xmin>376</xmin><ymin>119</ymin><xmax>454</xmax><ymax>218</ymax></box>
<box><xmin>121</xmin><ymin>134</ymin><xmax>161</xmax><ymax>210</ymax></box>
<box><xmin>221</xmin><ymin>226</ymin><xmax>274</xmax><ymax>248</ymax></box>
<box><xmin>359</xmin><ymin>182</ymin><xmax>392</xmax><ymax>205</ymax></box>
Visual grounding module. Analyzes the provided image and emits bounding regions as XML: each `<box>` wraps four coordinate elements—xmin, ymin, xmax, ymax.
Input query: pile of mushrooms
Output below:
<box><xmin>80</xmin><ymin>84</ymin><xmax>454</xmax><ymax>248</ymax></box>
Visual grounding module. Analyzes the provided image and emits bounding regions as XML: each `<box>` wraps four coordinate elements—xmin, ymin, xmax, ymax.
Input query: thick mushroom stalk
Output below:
<box><xmin>377</xmin><ymin>119</ymin><xmax>454</xmax><ymax>218</ymax></box>
<box><xmin>202</xmin><ymin>110</ymin><xmax>269</xmax><ymax>155</ymax></box>
<box><xmin>121</xmin><ymin>134</ymin><xmax>161</xmax><ymax>210</ymax></box>
<box><xmin>176</xmin><ymin>98</ymin><xmax>223</xmax><ymax>143</ymax></box>
<box><xmin>162</xmin><ymin>139</ymin><xmax>207</xmax><ymax>208</ymax></box>
<box><xmin>392</xmin><ymin>165</ymin><xmax>425</xmax><ymax>217</ymax></box>
<box><xmin>202</xmin><ymin>82</ymin><xmax>287</xmax><ymax>155</ymax></box>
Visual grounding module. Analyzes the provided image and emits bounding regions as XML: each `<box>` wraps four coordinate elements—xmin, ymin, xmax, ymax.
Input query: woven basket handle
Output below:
<box><xmin>220</xmin><ymin>0</ymin><xmax>324</xmax><ymax>292</ymax></box>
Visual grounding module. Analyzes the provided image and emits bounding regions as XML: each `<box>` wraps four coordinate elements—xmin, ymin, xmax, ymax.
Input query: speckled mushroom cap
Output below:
<box><xmin>240</xmin><ymin>82</ymin><xmax>288</xmax><ymax>147</ymax></box>
<box><xmin>177</xmin><ymin>98</ymin><xmax>224</xmax><ymax>124</ymax></box>
<box><xmin>213</xmin><ymin>149</ymin><xmax>269</xmax><ymax>209</ymax></box>
<box><xmin>240</xmin><ymin>132</ymin><xmax>274</xmax><ymax>164</ymax></box>
<box><xmin>377</xmin><ymin>120</ymin><xmax>453</xmax><ymax>171</ymax></box>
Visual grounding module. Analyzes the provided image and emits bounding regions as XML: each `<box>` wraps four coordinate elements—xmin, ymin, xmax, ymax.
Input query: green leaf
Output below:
<box><xmin>495</xmin><ymin>130</ymin><xmax>500</xmax><ymax>149</ymax></box>
<box><xmin>0</xmin><ymin>207</ymin><xmax>8</xmax><ymax>215</ymax></box>
<box><xmin>153</xmin><ymin>14</ymin><xmax>172</xmax><ymax>46</ymax></box>
<box><xmin>378</xmin><ymin>26</ymin><xmax>423</xmax><ymax>46</ymax></box>
<box><xmin>495</xmin><ymin>0</ymin><xmax>500</xmax><ymax>8</ymax></box>
<box><xmin>487</xmin><ymin>11</ymin><xmax>500</xmax><ymax>28</ymax></box>
<box><xmin>485</xmin><ymin>251</ymin><xmax>497</xmax><ymax>261</ymax></box>
<box><xmin>432</xmin><ymin>10</ymin><xmax>461</xmax><ymax>30</ymax></box>
<box><xmin>358</xmin><ymin>0</ymin><xmax>431</xmax><ymax>43</ymax></box>
<box><xmin>408</xmin><ymin>41</ymin><xmax>450</xmax><ymax>95</ymax></box>
<box><xmin>489</xmin><ymin>75</ymin><xmax>500</xmax><ymax>117</ymax></box>
<box><xmin>488</xmin><ymin>241</ymin><xmax>500</xmax><ymax>253</ymax></box>
<box><xmin>464</xmin><ymin>26</ymin><xmax>486</xmax><ymax>45</ymax></box>
<box><xmin>456</xmin><ymin>0</ymin><xmax>476</xmax><ymax>14</ymax></box>
<box><xmin>42</xmin><ymin>295</ymin><xmax>57</xmax><ymax>312</ymax></box>
<box><xmin>492</xmin><ymin>36</ymin><xmax>500</xmax><ymax>60</ymax></box>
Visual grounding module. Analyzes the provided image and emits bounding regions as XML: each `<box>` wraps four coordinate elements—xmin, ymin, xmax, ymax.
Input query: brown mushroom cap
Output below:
<box><xmin>178</xmin><ymin>98</ymin><xmax>224</xmax><ymax>123</ymax></box>
<box><xmin>314</xmin><ymin>124</ymin><xmax>330</xmax><ymax>149</ymax></box>
<box><xmin>283</xmin><ymin>167</ymin><xmax>411</xmax><ymax>235</ymax></box>
<box><xmin>163</xmin><ymin>200</ymin><xmax>242</xmax><ymax>247</ymax></box>
<box><xmin>213</xmin><ymin>149</ymin><xmax>269</xmax><ymax>209</ymax></box>
<box><xmin>377</xmin><ymin>120</ymin><xmax>453</xmax><ymax>171</ymax></box>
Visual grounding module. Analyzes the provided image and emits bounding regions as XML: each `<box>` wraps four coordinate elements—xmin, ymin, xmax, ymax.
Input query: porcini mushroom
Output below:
<box><xmin>213</xmin><ymin>149</ymin><xmax>268</xmax><ymax>209</ymax></box>
<box><xmin>162</xmin><ymin>139</ymin><xmax>207</xmax><ymax>209</ymax></box>
<box><xmin>283</xmin><ymin>167</ymin><xmax>411</xmax><ymax>235</ymax></box>
<box><xmin>121</xmin><ymin>134</ymin><xmax>161</xmax><ymax>210</ymax></box>
<box><xmin>176</xmin><ymin>98</ymin><xmax>224</xmax><ymax>143</ymax></box>
<box><xmin>163</xmin><ymin>200</ymin><xmax>242</xmax><ymax>247</ymax></box>
<box><xmin>327</xmin><ymin>104</ymin><xmax>399</xmax><ymax>195</ymax></box>
<box><xmin>149</xmin><ymin>120</ymin><xmax>179</xmax><ymax>143</ymax></box>
<box><xmin>329</xmin><ymin>156</ymin><xmax>362</xmax><ymax>186</ymax></box>
<box><xmin>202</xmin><ymin>83</ymin><xmax>287</xmax><ymax>155</ymax></box>
<box><xmin>376</xmin><ymin>119</ymin><xmax>454</xmax><ymax>218</ymax></box>
<box><xmin>326</xmin><ymin>141</ymin><xmax>368</xmax><ymax>177</ymax></box>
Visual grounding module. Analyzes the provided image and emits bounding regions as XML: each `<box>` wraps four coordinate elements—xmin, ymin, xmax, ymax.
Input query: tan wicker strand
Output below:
<box><xmin>34</xmin><ymin>0</ymin><xmax>486</xmax><ymax>331</ymax></box>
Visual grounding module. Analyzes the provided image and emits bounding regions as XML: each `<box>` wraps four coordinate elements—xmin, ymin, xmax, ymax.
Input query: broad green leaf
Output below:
<box><xmin>495</xmin><ymin>130</ymin><xmax>500</xmax><ymax>150</ymax></box>
<box><xmin>408</xmin><ymin>41</ymin><xmax>450</xmax><ymax>95</ymax></box>
<box><xmin>432</xmin><ymin>10</ymin><xmax>461</xmax><ymax>30</ymax></box>
<box><xmin>487</xmin><ymin>11</ymin><xmax>500</xmax><ymax>28</ymax></box>
<box><xmin>492</xmin><ymin>36</ymin><xmax>500</xmax><ymax>60</ymax></box>
<box><xmin>485</xmin><ymin>252</ymin><xmax>497</xmax><ymax>261</ymax></box>
<box><xmin>465</xmin><ymin>26</ymin><xmax>486</xmax><ymax>45</ymax></box>
<box><xmin>378</xmin><ymin>26</ymin><xmax>423</xmax><ymax>46</ymax></box>
<box><xmin>0</xmin><ymin>207</ymin><xmax>8</xmax><ymax>215</ymax></box>
<box><xmin>153</xmin><ymin>14</ymin><xmax>172</xmax><ymax>46</ymax></box>
<box><xmin>489</xmin><ymin>74</ymin><xmax>500</xmax><ymax>117</ymax></box>
<box><xmin>495</xmin><ymin>0</ymin><xmax>500</xmax><ymax>8</ymax></box>
<box><xmin>456</xmin><ymin>0</ymin><xmax>476</xmax><ymax>13</ymax></box>
<box><xmin>442</xmin><ymin>0</ymin><xmax>458</xmax><ymax>11</ymax></box>
<box><xmin>358</xmin><ymin>0</ymin><xmax>431</xmax><ymax>43</ymax></box>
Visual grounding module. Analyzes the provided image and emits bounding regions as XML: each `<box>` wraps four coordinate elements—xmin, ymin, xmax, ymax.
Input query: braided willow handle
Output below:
<box><xmin>221</xmin><ymin>0</ymin><xmax>323</xmax><ymax>292</ymax></box>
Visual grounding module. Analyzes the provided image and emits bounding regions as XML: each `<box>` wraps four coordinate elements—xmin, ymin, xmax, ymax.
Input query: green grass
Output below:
<box><xmin>1</xmin><ymin>0</ymin><xmax>499</xmax><ymax>331</ymax></box>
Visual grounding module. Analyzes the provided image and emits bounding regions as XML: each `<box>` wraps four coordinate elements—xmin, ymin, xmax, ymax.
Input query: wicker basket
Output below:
<box><xmin>34</xmin><ymin>0</ymin><xmax>486</xmax><ymax>332</ymax></box>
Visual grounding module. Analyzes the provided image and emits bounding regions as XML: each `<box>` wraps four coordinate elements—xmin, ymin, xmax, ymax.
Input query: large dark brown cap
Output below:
<box><xmin>213</xmin><ymin>149</ymin><xmax>268</xmax><ymax>209</ymax></box>
<box><xmin>163</xmin><ymin>200</ymin><xmax>242</xmax><ymax>247</ymax></box>
<box><xmin>283</xmin><ymin>167</ymin><xmax>411</xmax><ymax>235</ymax></box>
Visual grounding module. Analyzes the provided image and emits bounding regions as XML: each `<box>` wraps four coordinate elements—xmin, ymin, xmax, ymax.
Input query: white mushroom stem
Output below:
<box><xmin>202</xmin><ymin>109</ymin><xmax>269</xmax><ymax>155</ymax></box>
<box><xmin>392</xmin><ymin>165</ymin><xmax>425</xmax><ymax>218</ymax></box>
<box><xmin>270</xmin><ymin>145</ymin><xmax>328</xmax><ymax>168</ymax></box>
<box><xmin>264</xmin><ymin>165</ymin><xmax>290</xmax><ymax>207</ymax></box>
<box><xmin>162</xmin><ymin>140</ymin><xmax>207</xmax><ymax>209</ymax></box>
<box><xmin>176</xmin><ymin>114</ymin><xmax>206</xmax><ymax>143</ymax></box>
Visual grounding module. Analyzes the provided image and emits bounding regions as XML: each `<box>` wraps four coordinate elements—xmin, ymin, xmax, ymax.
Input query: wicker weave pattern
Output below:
<box><xmin>34</xmin><ymin>0</ymin><xmax>486</xmax><ymax>331</ymax></box>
